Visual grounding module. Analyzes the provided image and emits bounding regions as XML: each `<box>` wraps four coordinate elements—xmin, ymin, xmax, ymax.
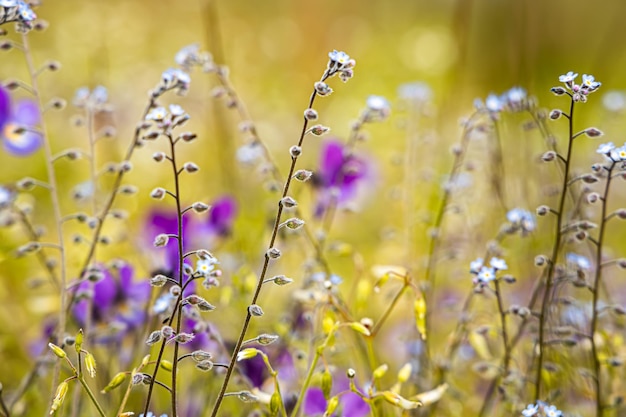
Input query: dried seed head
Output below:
<box><xmin>267</xmin><ymin>247</ymin><xmax>281</xmax><ymax>259</ymax></box>
<box><xmin>536</xmin><ymin>205</ymin><xmax>550</xmax><ymax>216</ymax></box>
<box><xmin>191</xmin><ymin>350</ymin><xmax>213</xmax><ymax>362</ymax></box>
<box><xmin>153</xmin><ymin>152</ymin><xmax>166</xmax><ymax>162</ymax></box>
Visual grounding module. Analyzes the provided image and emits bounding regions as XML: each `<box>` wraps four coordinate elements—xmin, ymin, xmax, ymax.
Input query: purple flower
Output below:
<box><xmin>72</xmin><ymin>263</ymin><xmax>150</xmax><ymax>342</ymax></box>
<box><xmin>303</xmin><ymin>375</ymin><xmax>370</xmax><ymax>416</ymax></box>
<box><xmin>191</xmin><ymin>195</ymin><xmax>237</xmax><ymax>249</ymax></box>
<box><xmin>145</xmin><ymin>196</ymin><xmax>236</xmax><ymax>275</ymax></box>
<box><xmin>313</xmin><ymin>140</ymin><xmax>371</xmax><ymax>217</ymax></box>
<box><xmin>0</xmin><ymin>86</ymin><xmax>42</xmax><ymax>156</ymax></box>
<box><xmin>144</xmin><ymin>208</ymin><xmax>190</xmax><ymax>276</ymax></box>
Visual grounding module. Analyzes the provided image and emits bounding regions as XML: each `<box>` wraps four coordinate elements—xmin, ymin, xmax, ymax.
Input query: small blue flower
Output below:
<box><xmin>544</xmin><ymin>404</ymin><xmax>563</xmax><ymax>417</ymax></box>
<box><xmin>521</xmin><ymin>402</ymin><xmax>539</xmax><ymax>416</ymax></box>
<box><xmin>596</xmin><ymin>142</ymin><xmax>615</xmax><ymax>155</ymax></box>
<box><xmin>485</xmin><ymin>93</ymin><xmax>503</xmax><ymax>113</ymax></box>
<box><xmin>0</xmin><ymin>86</ymin><xmax>42</xmax><ymax>156</ymax></box>
<box><xmin>469</xmin><ymin>258</ymin><xmax>483</xmax><ymax>274</ymax></box>
<box><xmin>566</xmin><ymin>253</ymin><xmax>591</xmax><ymax>271</ymax></box>
<box><xmin>558</xmin><ymin>71</ymin><xmax>578</xmax><ymax>84</ymax></box>
<box><xmin>490</xmin><ymin>257</ymin><xmax>508</xmax><ymax>271</ymax></box>
<box><xmin>477</xmin><ymin>266</ymin><xmax>496</xmax><ymax>283</ymax></box>
<box><xmin>507</xmin><ymin>208</ymin><xmax>536</xmax><ymax>234</ymax></box>
<box><xmin>582</xmin><ymin>74</ymin><xmax>601</xmax><ymax>91</ymax></box>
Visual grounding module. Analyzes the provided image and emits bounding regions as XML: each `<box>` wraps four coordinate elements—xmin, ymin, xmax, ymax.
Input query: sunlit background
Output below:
<box><xmin>2</xmin><ymin>0</ymin><xmax>626</xmax><ymax>415</ymax></box>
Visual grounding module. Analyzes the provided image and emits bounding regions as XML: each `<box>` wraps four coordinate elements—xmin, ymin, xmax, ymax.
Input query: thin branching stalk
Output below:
<box><xmin>210</xmin><ymin>68</ymin><xmax>332</xmax><ymax>417</ymax></box>
<box><xmin>423</xmin><ymin>111</ymin><xmax>479</xmax><ymax>359</ymax></box>
<box><xmin>535</xmin><ymin>96</ymin><xmax>575</xmax><ymax>401</ymax></box>
<box><xmin>142</xmin><ymin>131</ymin><xmax>186</xmax><ymax>417</ymax></box>
<box><xmin>20</xmin><ymin>32</ymin><xmax>69</xmax><ymax>415</ymax></box>
<box><xmin>13</xmin><ymin>205</ymin><xmax>59</xmax><ymax>288</ymax></box>
<box><xmin>167</xmin><ymin>131</ymin><xmax>185</xmax><ymax>417</ymax></box>
<box><xmin>589</xmin><ymin>160</ymin><xmax>615</xmax><ymax>417</ymax></box>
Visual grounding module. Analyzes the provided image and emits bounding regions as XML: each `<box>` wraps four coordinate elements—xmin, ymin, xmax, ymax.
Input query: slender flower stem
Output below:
<box><xmin>20</xmin><ymin>33</ymin><xmax>68</xmax><ymax>416</ymax></box>
<box><xmin>143</xmin><ymin>132</ymin><xmax>186</xmax><ymax>417</ymax></box>
<box><xmin>370</xmin><ymin>279</ymin><xmax>410</xmax><ymax>337</ymax></box>
<box><xmin>477</xmin><ymin>278</ymin><xmax>511</xmax><ymax>417</ymax></box>
<box><xmin>589</xmin><ymin>162</ymin><xmax>614</xmax><ymax>417</ymax></box>
<box><xmin>210</xmin><ymin>69</ymin><xmax>331</xmax><ymax>417</ymax></box>
<box><xmin>535</xmin><ymin>97</ymin><xmax>575</xmax><ymax>401</ymax></box>
<box><xmin>167</xmin><ymin>132</ymin><xmax>185</xmax><ymax>417</ymax></box>
<box><xmin>76</xmin><ymin>376</ymin><xmax>106</xmax><ymax>417</ymax></box>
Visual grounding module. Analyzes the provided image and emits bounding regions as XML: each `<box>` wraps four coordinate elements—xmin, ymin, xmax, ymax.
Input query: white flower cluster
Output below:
<box><xmin>475</xmin><ymin>87</ymin><xmax>531</xmax><ymax>115</ymax></box>
<box><xmin>556</xmin><ymin>71</ymin><xmax>601</xmax><ymax>102</ymax></box>
<box><xmin>522</xmin><ymin>401</ymin><xmax>562</xmax><ymax>417</ymax></box>
<box><xmin>596</xmin><ymin>142</ymin><xmax>626</xmax><ymax>163</ymax></box>
<box><xmin>469</xmin><ymin>257</ymin><xmax>508</xmax><ymax>285</ymax></box>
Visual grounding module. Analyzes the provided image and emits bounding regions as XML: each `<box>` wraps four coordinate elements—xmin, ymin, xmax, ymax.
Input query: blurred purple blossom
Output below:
<box><xmin>303</xmin><ymin>375</ymin><xmax>370</xmax><ymax>416</ymax></box>
<box><xmin>0</xmin><ymin>86</ymin><xmax>42</xmax><ymax>156</ymax></box>
<box><xmin>145</xmin><ymin>195</ymin><xmax>237</xmax><ymax>275</ymax></box>
<box><xmin>72</xmin><ymin>263</ymin><xmax>150</xmax><ymax>342</ymax></box>
<box><xmin>313</xmin><ymin>140</ymin><xmax>371</xmax><ymax>217</ymax></box>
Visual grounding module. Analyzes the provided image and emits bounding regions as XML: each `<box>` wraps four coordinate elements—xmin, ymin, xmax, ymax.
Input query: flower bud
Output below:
<box><xmin>551</xmin><ymin>86</ymin><xmax>567</xmax><ymax>95</ymax></box>
<box><xmin>257</xmin><ymin>334</ymin><xmax>279</xmax><ymax>345</ymax></box>
<box><xmin>309</xmin><ymin>125</ymin><xmax>330</xmax><ymax>136</ymax></box>
<box><xmin>150</xmin><ymin>274</ymin><xmax>169</xmax><ymax>287</ymax></box>
<box><xmin>536</xmin><ymin>205</ymin><xmax>550</xmax><ymax>216</ymax></box>
<box><xmin>304</xmin><ymin>108</ymin><xmax>318</xmax><ymax>120</ymax></box>
<box><xmin>280</xmin><ymin>196</ymin><xmax>298</xmax><ymax>208</ymax></box>
<box><xmin>293</xmin><ymin>169</ymin><xmax>313</xmax><ymax>182</ymax></box>
<box><xmin>153</xmin><ymin>152</ymin><xmax>166</xmax><ymax>162</ymax></box>
<box><xmin>249</xmin><ymin>304</ymin><xmax>264</xmax><ymax>317</ymax></box>
<box><xmin>196</xmin><ymin>360</ymin><xmax>214</xmax><ymax>371</ymax></box>
<box><xmin>48</xmin><ymin>343</ymin><xmax>67</xmax><ymax>359</ymax></box>
<box><xmin>84</xmin><ymin>352</ymin><xmax>97</xmax><ymax>377</ymax></box>
<box><xmin>549</xmin><ymin>109</ymin><xmax>562</xmax><ymax>120</ymax></box>
<box><xmin>585</xmin><ymin>127</ymin><xmax>603</xmax><ymax>138</ymax></box>
<box><xmin>267</xmin><ymin>247</ymin><xmax>281</xmax><ymax>259</ymax></box>
<box><xmin>151</xmin><ymin>187</ymin><xmax>167</xmax><ymax>201</ymax></box>
<box><xmin>184</xmin><ymin>162</ymin><xmax>199</xmax><ymax>173</ymax></box>
<box><xmin>153</xmin><ymin>233</ymin><xmax>169</xmax><ymax>247</ymax></box>
<box><xmin>542</xmin><ymin>151</ymin><xmax>556</xmax><ymax>162</ymax></box>
<box><xmin>146</xmin><ymin>330</ymin><xmax>162</xmax><ymax>345</ymax></box>
<box><xmin>282</xmin><ymin>217</ymin><xmax>305</xmax><ymax>230</ymax></box>
<box><xmin>314</xmin><ymin>81</ymin><xmax>333</xmax><ymax>96</ymax></box>
<box><xmin>192</xmin><ymin>202</ymin><xmax>210</xmax><ymax>213</ymax></box>
<box><xmin>102</xmin><ymin>372</ymin><xmax>127</xmax><ymax>393</ymax></box>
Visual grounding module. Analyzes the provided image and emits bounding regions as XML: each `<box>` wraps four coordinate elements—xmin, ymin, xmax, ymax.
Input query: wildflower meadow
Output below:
<box><xmin>3</xmin><ymin>1</ymin><xmax>626</xmax><ymax>416</ymax></box>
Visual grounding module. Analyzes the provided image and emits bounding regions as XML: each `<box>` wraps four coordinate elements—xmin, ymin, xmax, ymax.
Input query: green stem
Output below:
<box><xmin>535</xmin><ymin>97</ymin><xmax>575</xmax><ymax>401</ymax></box>
<box><xmin>77</xmin><ymin>377</ymin><xmax>106</xmax><ymax>417</ymax></box>
<box><xmin>590</xmin><ymin>162</ymin><xmax>614</xmax><ymax>417</ymax></box>
<box><xmin>209</xmin><ymin>69</ymin><xmax>331</xmax><ymax>417</ymax></box>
